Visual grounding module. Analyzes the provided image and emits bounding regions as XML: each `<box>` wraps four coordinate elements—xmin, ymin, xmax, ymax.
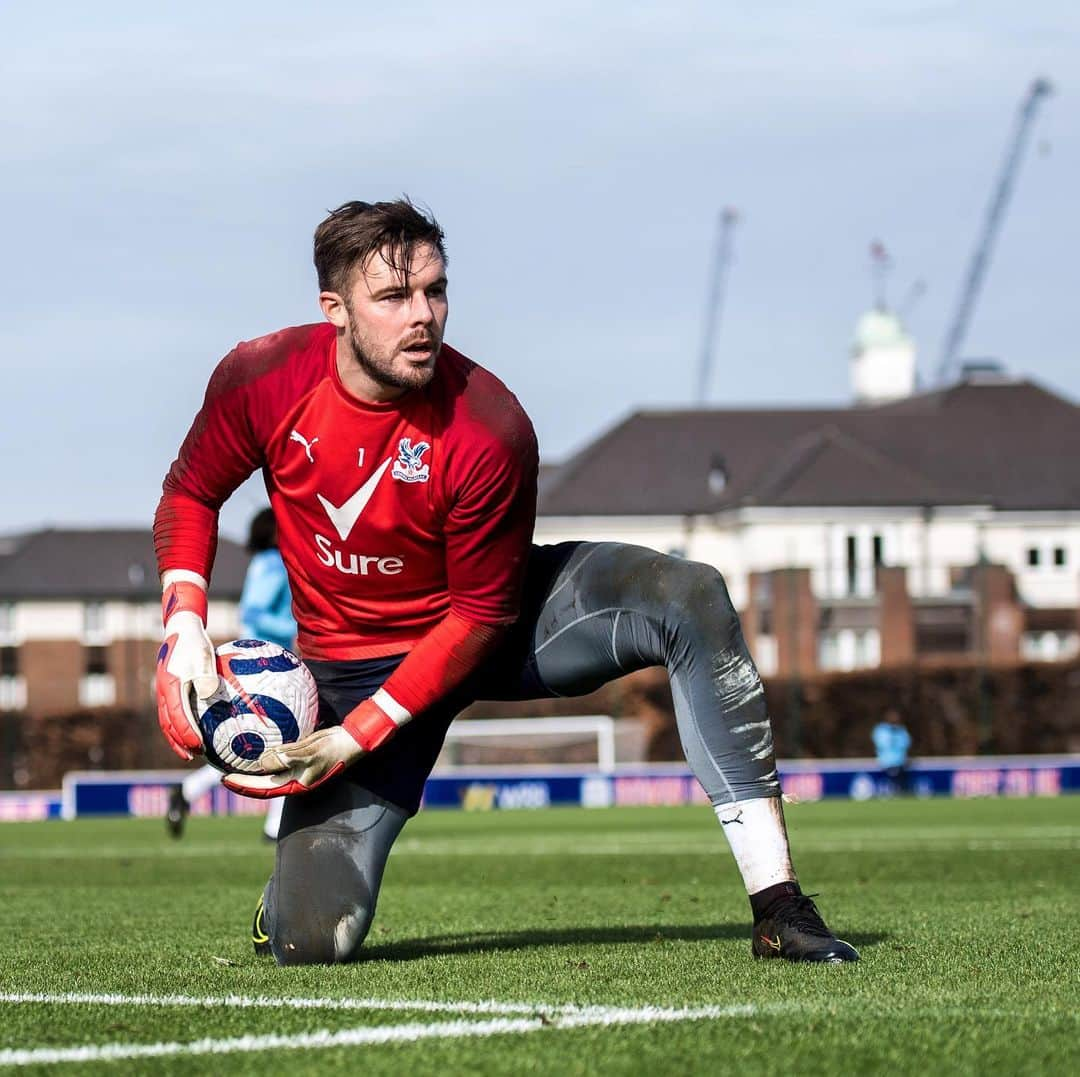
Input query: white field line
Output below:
<box><xmin>0</xmin><ymin>991</ymin><xmax>691</xmax><ymax>1018</ymax></box>
<box><xmin>1</xmin><ymin>993</ymin><xmax>1073</xmax><ymax>1065</ymax></box>
<box><xmin>0</xmin><ymin>998</ymin><xmax>759</xmax><ymax>1067</ymax></box>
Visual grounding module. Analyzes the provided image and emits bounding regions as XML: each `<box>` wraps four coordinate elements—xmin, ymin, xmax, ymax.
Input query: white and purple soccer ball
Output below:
<box><xmin>195</xmin><ymin>640</ymin><xmax>319</xmax><ymax>774</ymax></box>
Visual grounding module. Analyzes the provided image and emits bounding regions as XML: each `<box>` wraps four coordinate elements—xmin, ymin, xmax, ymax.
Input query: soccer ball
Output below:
<box><xmin>195</xmin><ymin>640</ymin><xmax>319</xmax><ymax>774</ymax></box>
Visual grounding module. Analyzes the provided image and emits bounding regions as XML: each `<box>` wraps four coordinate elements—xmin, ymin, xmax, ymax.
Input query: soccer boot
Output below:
<box><xmin>165</xmin><ymin>784</ymin><xmax>189</xmax><ymax>839</ymax></box>
<box><xmin>252</xmin><ymin>896</ymin><xmax>273</xmax><ymax>958</ymax></box>
<box><xmin>752</xmin><ymin>892</ymin><xmax>859</xmax><ymax>963</ymax></box>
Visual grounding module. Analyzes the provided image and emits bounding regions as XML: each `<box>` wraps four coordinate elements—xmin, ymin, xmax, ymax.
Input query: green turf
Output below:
<box><xmin>0</xmin><ymin>798</ymin><xmax>1077</xmax><ymax>1075</ymax></box>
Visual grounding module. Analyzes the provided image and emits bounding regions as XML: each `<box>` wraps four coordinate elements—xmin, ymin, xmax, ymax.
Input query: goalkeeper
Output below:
<box><xmin>153</xmin><ymin>199</ymin><xmax>857</xmax><ymax>966</ymax></box>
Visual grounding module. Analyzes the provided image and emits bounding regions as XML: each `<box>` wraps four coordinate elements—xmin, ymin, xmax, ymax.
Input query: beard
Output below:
<box><xmin>345</xmin><ymin>311</ymin><xmax>440</xmax><ymax>393</ymax></box>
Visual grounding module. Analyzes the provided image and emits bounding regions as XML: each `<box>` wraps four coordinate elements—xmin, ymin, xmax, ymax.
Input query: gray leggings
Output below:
<box><xmin>264</xmin><ymin>782</ymin><xmax>407</xmax><ymax>966</ymax></box>
<box><xmin>527</xmin><ymin>543</ymin><xmax>778</xmax><ymax>805</ymax></box>
<box><xmin>263</xmin><ymin>541</ymin><xmax>778</xmax><ymax>964</ymax></box>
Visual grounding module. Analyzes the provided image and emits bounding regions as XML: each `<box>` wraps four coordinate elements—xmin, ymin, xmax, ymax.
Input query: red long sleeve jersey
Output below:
<box><xmin>154</xmin><ymin>323</ymin><xmax>538</xmax><ymax>661</ymax></box>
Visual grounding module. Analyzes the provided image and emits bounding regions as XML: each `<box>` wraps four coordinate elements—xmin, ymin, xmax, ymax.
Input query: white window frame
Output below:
<box><xmin>78</xmin><ymin>673</ymin><xmax>116</xmax><ymax>707</ymax></box>
<box><xmin>83</xmin><ymin>602</ymin><xmax>109</xmax><ymax>645</ymax></box>
<box><xmin>0</xmin><ymin>675</ymin><xmax>27</xmax><ymax>711</ymax></box>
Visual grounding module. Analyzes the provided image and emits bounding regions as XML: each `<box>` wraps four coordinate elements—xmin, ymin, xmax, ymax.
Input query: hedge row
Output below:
<box><xmin>3</xmin><ymin>658</ymin><xmax>1077</xmax><ymax>789</ymax></box>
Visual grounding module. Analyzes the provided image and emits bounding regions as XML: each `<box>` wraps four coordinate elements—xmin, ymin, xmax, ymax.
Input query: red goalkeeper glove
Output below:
<box><xmin>155</xmin><ymin>576</ymin><xmax>219</xmax><ymax>760</ymax></box>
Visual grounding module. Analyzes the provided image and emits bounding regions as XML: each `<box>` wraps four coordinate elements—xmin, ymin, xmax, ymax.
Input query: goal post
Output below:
<box><xmin>436</xmin><ymin>715</ymin><xmax>617</xmax><ymax>774</ymax></box>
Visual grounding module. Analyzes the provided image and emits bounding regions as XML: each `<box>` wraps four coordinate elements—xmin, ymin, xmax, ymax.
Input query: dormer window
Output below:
<box><xmin>708</xmin><ymin>455</ymin><xmax>728</xmax><ymax>496</ymax></box>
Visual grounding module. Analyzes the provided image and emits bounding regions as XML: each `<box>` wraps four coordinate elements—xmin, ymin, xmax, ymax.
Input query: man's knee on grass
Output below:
<box><xmin>270</xmin><ymin>830</ymin><xmax>378</xmax><ymax>965</ymax></box>
<box><xmin>266</xmin><ymin>782</ymin><xmax>407</xmax><ymax>964</ymax></box>
<box><xmin>273</xmin><ymin>898</ymin><xmax>374</xmax><ymax>966</ymax></box>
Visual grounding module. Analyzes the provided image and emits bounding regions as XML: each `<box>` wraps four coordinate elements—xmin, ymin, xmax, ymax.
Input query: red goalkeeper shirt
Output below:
<box><xmin>154</xmin><ymin>323</ymin><xmax>538</xmax><ymax>663</ymax></box>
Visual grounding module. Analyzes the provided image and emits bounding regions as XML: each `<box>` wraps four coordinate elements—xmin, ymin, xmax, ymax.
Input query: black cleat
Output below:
<box><xmin>166</xmin><ymin>785</ymin><xmax>189</xmax><ymax>839</ymax></box>
<box><xmin>252</xmin><ymin>897</ymin><xmax>272</xmax><ymax>958</ymax></box>
<box><xmin>752</xmin><ymin>893</ymin><xmax>859</xmax><ymax>963</ymax></box>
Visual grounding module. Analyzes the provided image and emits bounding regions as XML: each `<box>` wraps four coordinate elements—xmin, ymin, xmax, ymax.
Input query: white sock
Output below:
<box><xmin>263</xmin><ymin>797</ymin><xmax>284</xmax><ymax>840</ymax></box>
<box><xmin>715</xmin><ymin>796</ymin><xmax>796</xmax><ymax>894</ymax></box>
<box><xmin>182</xmin><ymin>764</ymin><xmax>222</xmax><ymax>803</ymax></box>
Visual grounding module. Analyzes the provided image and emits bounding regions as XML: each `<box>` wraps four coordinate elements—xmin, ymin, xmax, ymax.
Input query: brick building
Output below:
<box><xmin>0</xmin><ymin>530</ymin><xmax>247</xmax><ymax>717</ymax></box>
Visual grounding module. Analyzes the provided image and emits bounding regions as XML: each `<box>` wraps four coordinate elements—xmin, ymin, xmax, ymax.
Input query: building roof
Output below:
<box><xmin>0</xmin><ymin>529</ymin><xmax>249</xmax><ymax>600</ymax></box>
<box><xmin>539</xmin><ymin>378</ymin><xmax>1080</xmax><ymax>516</ymax></box>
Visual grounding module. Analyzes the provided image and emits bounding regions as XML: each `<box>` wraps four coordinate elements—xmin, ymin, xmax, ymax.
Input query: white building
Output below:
<box><xmin>537</xmin><ymin>342</ymin><xmax>1080</xmax><ymax>674</ymax></box>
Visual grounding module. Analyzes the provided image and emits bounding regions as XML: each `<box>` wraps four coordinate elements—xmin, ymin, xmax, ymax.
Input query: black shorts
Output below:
<box><xmin>305</xmin><ymin>542</ymin><xmax>580</xmax><ymax>814</ymax></box>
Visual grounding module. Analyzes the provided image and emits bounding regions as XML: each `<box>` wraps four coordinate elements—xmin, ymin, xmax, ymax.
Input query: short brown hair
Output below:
<box><xmin>313</xmin><ymin>198</ymin><xmax>447</xmax><ymax>294</ymax></box>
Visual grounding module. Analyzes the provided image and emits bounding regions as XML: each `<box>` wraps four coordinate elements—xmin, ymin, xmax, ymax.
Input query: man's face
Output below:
<box><xmin>323</xmin><ymin>242</ymin><xmax>449</xmax><ymax>401</ymax></box>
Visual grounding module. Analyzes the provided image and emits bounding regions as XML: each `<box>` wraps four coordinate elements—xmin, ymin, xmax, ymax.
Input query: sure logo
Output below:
<box><xmin>314</xmin><ymin>534</ymin><xmax>404</xmax><ymax>576</ymax></box>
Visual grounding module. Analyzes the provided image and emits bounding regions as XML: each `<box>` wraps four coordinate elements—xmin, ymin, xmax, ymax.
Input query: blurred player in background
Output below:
<box><xmin>872</xmin><ymin>708</ymin><xmax>912</xmax><ymax>795</ymax></box>
<box><xmin>166</xmin><ymin>508</ymin><xmax>297</xmax><ymax>840</ymax></box>
<box><xmin>154</xmin><ymin>199</ymin><xmax>857</xmax><ymax>965</ymax></box>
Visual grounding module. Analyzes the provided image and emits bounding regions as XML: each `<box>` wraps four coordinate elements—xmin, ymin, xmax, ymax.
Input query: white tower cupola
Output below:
<box><xmin>851</xmin><ymin>308</ymin><xmax>917</xmax><ymax>404</ymax></box>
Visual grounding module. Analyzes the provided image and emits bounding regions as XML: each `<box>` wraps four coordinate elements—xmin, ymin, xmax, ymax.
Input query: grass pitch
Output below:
<box><xmin>1</xmin><ymin>797</ymin><xmax>1077</xmax><ymax>1074</ymax></box>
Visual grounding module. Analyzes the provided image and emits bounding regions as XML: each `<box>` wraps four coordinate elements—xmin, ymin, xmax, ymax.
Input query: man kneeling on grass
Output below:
<box><xmin>153</xmin><ymin>198</ymin><xmax>858</xmax><ymax>966</ymax></box>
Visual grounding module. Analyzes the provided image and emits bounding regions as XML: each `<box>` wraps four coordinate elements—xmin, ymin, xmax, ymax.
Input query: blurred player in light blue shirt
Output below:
<box><xmin>239</xmin><ymin>509</ymin><xmax>297</xmax><ymax>650</ymax></box>
<box><xmin>872</xmin><ymin>709</ymin><xmax>912</xmax><ymax>795</ymax></box>
<box><xmin>167</xmin><ymin>508</ymin><xmax>295</xmax><ymax>839</ymax></box>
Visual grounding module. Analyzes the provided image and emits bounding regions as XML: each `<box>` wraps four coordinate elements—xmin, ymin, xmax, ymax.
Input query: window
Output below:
<box><xmin>0</xmin><ymin>647</ymin><xmax>17</xmax><ymax>677</ymax></box>
<box><xmin>1026</xmin><ymin>547</ymin><xmax>1040</xmax><ymax>567</ymax></box>
<box><xmin>0</xmin><ymin>676</ymin><xmax>26</xmax><ymax>710</ymax></box>
<box><xmin>753</xmin><ymin>635</ymin><xmax>778</xmax><ymax>676</ymax></box>
<box><xmin>707</xmin><ymin>455</ymin><xmax>728</xmax><ymax>496</ymax></box>
<box><xmin>0</xmin><ymin>644</ymin><xmax>24</xmax><ymax>710</ymax></box>
<box><xmin>80</xmin><ymin>648</ymin><xmax>114</xmax><ymax>706</ymax></box>
<box><xmin>872</xmin><ymin>534</ymin><xmax>884</xmax><ymax>568</ymax></box>
<box><xmin>820</xmin><ymin>629</ymin><xmax>881</xmax><ymax>671</ymax></box>
<box><xmin>79</xmin><ymin>674</ymin><xmax>115</xmax><ymax>707</ymax></box>
<box><xmin>858</xmin><ymin>629</ymin><xmax>881</xmax><ymax>668</ymax></box>
<box><xmin>845</xmin><ymin>535</ymin><xmax>858</xmax><ymax>595</ymax></box>
<box><xmin>1053</xmin><ymin>547</ymin><xmax>1067</xmax><ymax>567</ymax></box>
<box><xmin>818</xmin><ymin>633</ymin><xmax>838</xmax><ymax>670</ymax></box>
<box><xmin>83</xmin><ymin>602</ymin><xmax>107</xmax><ymax>643</ymax></box>
<box><xmin>1020</xmin><ymin>630</ymin><xmax>1080</xmax><ymax>662</ymax></box>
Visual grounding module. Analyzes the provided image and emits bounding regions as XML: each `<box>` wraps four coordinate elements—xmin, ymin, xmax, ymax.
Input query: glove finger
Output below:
<box><xmin>165</xmin><ymin>679</ymin><xmax>204</xmax><ymax>751</ymax></box>
<box><xmin>256</xmin><ymin>746</ymin><xmax>295</xmax><ymax>773</ymax></box>
<box><xmin>192</xmin><ymin>673</ymin><xmax>221</xmax><ymax>700</ymax></box>
<box><xmin>156</xmin><ymin>636</ymin><xmax>203</xmax><ymax>752</ymax></box>
<box><xmin>157</xmin><ymin>708</ymin><xmax>193</xmax><ymax>761</ymax></box>
<box><xmin>222</xmin><ymin>761</ymin><xmax>347</xmax><ymax>799</ymax></box>
<box><xmin>164</xmin><ymin>732</ymin><xmax>193</xmax><ymax>761</ymax></box>
<box><xmin>156</xmin><ymin>677</ymin><xmax>202</xmax><ymax>754</ymax></box>
<box><xmin>222</xmin><ymin>772</ymin><xmax>298</xmax><ymax>799</ymax></box>
<box><xmin>256</xmin><ymin>729</ymin><xmax>332</xmax><ymax>772</ymax></box>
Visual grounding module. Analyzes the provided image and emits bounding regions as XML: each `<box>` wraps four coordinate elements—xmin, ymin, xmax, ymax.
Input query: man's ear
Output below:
<box><xmin>319</xmin><ymin>291</ymin><xmax>348</xmax><ymax>329</ymax></box>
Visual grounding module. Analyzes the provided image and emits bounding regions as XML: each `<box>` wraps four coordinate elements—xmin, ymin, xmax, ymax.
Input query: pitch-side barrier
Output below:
<box><xmin>1</xmin><ymin>754</ymin><xmax>1077</xmax><ymax>820</ymax></box>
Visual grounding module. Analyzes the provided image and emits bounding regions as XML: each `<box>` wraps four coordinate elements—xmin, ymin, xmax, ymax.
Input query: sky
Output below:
<box><xmin>1</xmin><ymin>1</ymin><xmax>1077</xmax><ymax>540</ymax></box>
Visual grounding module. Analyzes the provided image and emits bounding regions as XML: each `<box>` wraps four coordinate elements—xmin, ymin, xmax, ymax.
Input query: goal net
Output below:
<box><xmin>434</xmin><ymin>715</ymin><xmax>616</xmax><ymax>773</ymax></box>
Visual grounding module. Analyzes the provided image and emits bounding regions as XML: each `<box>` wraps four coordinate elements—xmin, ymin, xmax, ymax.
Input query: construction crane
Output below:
<box><xmin>695</xmin><ymin>207</ymin><xmax>738</xmax><ymax>404</ymax></box>
<box><xmin>936</xmin><ymin>78</ymin><xmax>1053</xmax><ymax>384</ymax></box>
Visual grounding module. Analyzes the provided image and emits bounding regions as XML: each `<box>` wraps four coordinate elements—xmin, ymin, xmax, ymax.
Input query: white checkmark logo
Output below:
<box><xmin>316</xmin><ymin>457</ymin><xmax>393</xmax><ymax>541</ymax></box>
